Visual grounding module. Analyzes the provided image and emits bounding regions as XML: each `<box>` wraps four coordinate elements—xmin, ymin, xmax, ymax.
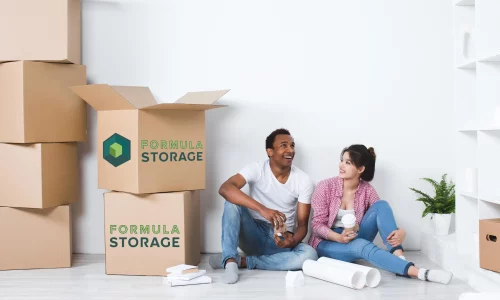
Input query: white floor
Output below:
<box><xmin>0</xmin><ymin>252</ymin><xmax>474</xmax><ymax>300</ymax></box>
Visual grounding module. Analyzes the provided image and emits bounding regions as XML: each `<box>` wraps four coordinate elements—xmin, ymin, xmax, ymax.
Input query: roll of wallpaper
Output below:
<box><xmin>302</xmin><ymin>260</ymin><xmax>366</xmax><ymax>290</ymax></box>
<box><xmin>317</xmin><ymin>257</ymin><xmax>381</xmax><ymax>288</ymax></box>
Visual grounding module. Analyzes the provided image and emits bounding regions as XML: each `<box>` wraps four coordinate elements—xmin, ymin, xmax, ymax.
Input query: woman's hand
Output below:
<box><xmin>387</xmin><ymin>228</ymin><xmax>406</xmax><ymax>247</ymax></box>
<box><xmin>336</xmin><ymin>228</ymin><xmax>358</xmax><ymax>244</ymax></box>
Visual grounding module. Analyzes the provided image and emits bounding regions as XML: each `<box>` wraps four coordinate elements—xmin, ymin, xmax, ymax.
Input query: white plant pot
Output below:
<box><xmin>432</xmin><ymin>213</ymin><xmax>452</xmax><ymax>236</ymax></box>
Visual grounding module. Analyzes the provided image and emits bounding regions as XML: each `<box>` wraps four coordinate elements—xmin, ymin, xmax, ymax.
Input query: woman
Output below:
<box><xmin>308</xmin><ymin>145</ymin><xmax>452</xmax><ymax>284</ymax></box>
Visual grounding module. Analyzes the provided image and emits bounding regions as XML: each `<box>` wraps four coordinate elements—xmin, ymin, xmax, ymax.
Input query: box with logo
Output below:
<box><xmin>0</xmin><ymin>143</ymin><xmax>78</xmax><ymax>208</ymax></box>
<box><xmin>0</xmin><ymin>0</ymin><xmax>81</xmax><ymax>64</ymax></box>
<box><xmin>0</xmin><ymin>205</ymin><xmax>72</xmax><ymax>271</ymax></box>
<box><xmin>104</xmin><ymin>191</ymin><xmax>200</xmax><ymax>276</ymax></box>
<box><xmin>479</xmin><ymin>218</ymin><xmax>500</xmax><ymax>273</ymax></box>
<box><xmin>70</xmin><ymin>84</ymin><xmax>229</xmax><ymax>194</ymax></box>
<box><xmin>0</xmin><ymin>61</ymin><xmax>87</xmax><ymax>143</ymax></box>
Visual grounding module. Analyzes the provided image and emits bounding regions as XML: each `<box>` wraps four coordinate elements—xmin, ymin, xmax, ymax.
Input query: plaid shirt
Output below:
<box><xmin>308</xmin><ymin>176</ymin><xmax>380</xmax><ymax>249</ymax></box>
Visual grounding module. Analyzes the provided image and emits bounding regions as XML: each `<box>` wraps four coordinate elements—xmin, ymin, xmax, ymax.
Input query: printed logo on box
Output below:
<box><xmin>140</xmin><ymin>140</ymin><xmax>204</xmax><ymax>162</ymax></box>
<box><xmin>103</xmin><ymin>133</ymin><xmax>131</xmax><ymax>167</ymax></box>
<box><xmin>103</xmin><ymin>134</ymin><xmax>205</xmax><ymax>166</ymax></box>
<box><xmin>109</xmin><ymin>224</ymin><xmax>181</xmax><ymax>248</ymax></box>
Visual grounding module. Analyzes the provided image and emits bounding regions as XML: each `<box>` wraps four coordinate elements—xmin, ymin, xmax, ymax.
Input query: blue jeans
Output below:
<box><xmin>317</xmin><ymin>200</ymin><xmax>414</xmax><ymax>276</ymax></box>
<box><xmin>221</xmin><ymin>201</ymin><xmax>318</xmax><ymax>270</ymax></box>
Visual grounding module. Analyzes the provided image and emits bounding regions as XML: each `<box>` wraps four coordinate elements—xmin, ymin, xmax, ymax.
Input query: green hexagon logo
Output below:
<box><xmin>103</xmin><ymin>133</ymin><xmax>131</xmax><ymax>167</ymax></box>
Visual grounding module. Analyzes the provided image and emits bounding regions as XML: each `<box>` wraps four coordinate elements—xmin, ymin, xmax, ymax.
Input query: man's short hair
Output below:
<box><xmin>265</xmin><ymin>128</ymin><xmax>291</xmax><ymax>150</ymax></box>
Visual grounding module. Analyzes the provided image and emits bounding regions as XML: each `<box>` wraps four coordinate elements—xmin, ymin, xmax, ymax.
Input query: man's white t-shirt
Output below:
<box><xmin>238</xmin><ymin>159</ymin><xmax>314</xmax><ymax>232</ymax></box>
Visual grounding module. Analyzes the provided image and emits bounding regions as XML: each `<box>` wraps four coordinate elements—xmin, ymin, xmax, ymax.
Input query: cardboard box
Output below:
<box><xmin>0</xmin><ymin>143</ymin><xmax>78</xmax><ymax>208</ymax></box>
<box><xmin>104</xmin><ymin>191</ymin><xmax>200</xmax><ymax>276</ymax></box>
<box><xmin>70</xmin><ymin>84</ymin><xmax>229</xmax><ymax>194</ymax></box>
<box><xmin>479</xmin><ymin>218</ymin><xmax>500</xmax><ymax>273</ymax></box>
<box><xmin>0</xmin><ymin>205</ymin><xmax>72</xmax><ymax>271</ymax></box>
<box><xmin>0</xmin><ymin>61</ymin><xmax>87</xmax><ymax>143</ymax></box>
<box><xmin>0</xmin><ymin>0</ymin><xmax>81</xmax><ymax>64</ymax></box>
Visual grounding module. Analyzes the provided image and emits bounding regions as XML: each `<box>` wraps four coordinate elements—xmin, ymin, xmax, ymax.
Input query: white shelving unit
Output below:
<box><xmin>450</xmin><ymin>0</ymin><xmax>500</xmax><ymax>291</ymax></box>
<box><xmin>455</xmin><ymin>0</ymin><xmax>475</xmax><ymax>6</ymax></box>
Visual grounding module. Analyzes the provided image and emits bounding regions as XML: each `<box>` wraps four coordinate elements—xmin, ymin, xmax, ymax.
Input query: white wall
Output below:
<box><xmin>74</xmin><ymin>0</ymin><xmax>454</xmax><ymax>254</ymax></box>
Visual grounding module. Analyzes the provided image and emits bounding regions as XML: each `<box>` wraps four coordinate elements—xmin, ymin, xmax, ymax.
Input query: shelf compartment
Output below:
<box><xmin>476</xmin><ymin>62</ymin><xmax>500</xmax><ymax>129</ymax></box>
<box><xmin>455</xmin><ymin>68</ymin><xmax>476</xmax><ymax>130</ymax></box>
<box><xmin>454</xmin><ymin>5</ymin><xmax>475</xmax><ymax>67</ymax></box>
<box><xmin>476</xmin><ymin>0</ymin><xmax>500</xmax><ymax>60</ymax></box>
<box><xmin>478</xmin><ymin>131</ymin><xmax>500</xmax><ymax>197</ymax></box>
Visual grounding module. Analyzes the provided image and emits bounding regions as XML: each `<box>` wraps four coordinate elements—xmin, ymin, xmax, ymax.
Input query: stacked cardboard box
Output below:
<box><xmin>0</xmin><ymin>0</ymin><xmax>86</xmax><ymax>271</ymax></box>
<box><xmin>71</xmin><ymin>85</ymin><xmax>230</xmax><ymax>276</ymax></box>
<box><xmin>479</xmin><ymin>219</ymin><xmax>500</xmax><ymax>273</ymax></box>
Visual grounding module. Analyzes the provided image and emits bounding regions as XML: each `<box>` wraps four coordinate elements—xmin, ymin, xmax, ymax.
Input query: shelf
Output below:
<box><xmin>479</xmin><ymin>199</ymin><xmax>500</xmax><ymax>219</ymax></box>
<box><xmin>478</xmin><ymin>53</ymin><xmax>500</xmax><ymax>62</ymax></box>
<box><xmin>458</xmin><ymin>128</ymin><xmax>477</xmax><ymax>132</ymax></box>
<box><xmin>479</xmin><ymin>196</ymin><xmax>500</xmax><ymax>205</ymax></box>
<box><xmin>457</xmin><ymin>60</ymin><xmax>477</xmax><ymax>69</ymax></box>
<box><xmin>455</xmin><ymin>0</ymin><xmax>475</xmax><ymax>6</ymax></box>
<box><xmin>479</xmin><ymin>127</ymin><xmax>500</xmax><ymax>131</ymax></box>
<box><xmin>461</xmin><ymin>191</ymin><xmax>478</xmax><ymax>199</ymax></box>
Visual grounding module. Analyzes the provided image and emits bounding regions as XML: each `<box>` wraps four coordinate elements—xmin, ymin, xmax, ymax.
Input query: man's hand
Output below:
<box><xmin>274</xmin><ymin>231</ymin><xmax>296</xmax><ymax>248</ymax></box>
<box><xmin>387</xmin><ymin>228</ymin><xmax>406</xmax><ymax>247</ymax></box>
<box><xmin>259</xmin><ymin>207</ymin><xmax>286</xmax><ymax>230</ymax></box>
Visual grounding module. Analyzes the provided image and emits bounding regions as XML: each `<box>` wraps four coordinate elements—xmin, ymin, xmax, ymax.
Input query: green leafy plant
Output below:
<box><xmin>409</xmin><ymin>174</ymin><xmax>455</xmax><ymax>217</ymax></box>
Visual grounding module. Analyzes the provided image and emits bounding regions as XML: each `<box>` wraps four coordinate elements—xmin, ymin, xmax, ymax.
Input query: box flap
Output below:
<box><xmin>175</xmin><ymin>90</ymin><xmax>230</xmax><ymax>105</ymax></box>
<box><xmin>141</xmin><ymin>103</ymin><xmax>226</xmax><ymax>111</ymax></box>
<box><xmin>70</xmin><ymin>84</ymin><xmax>136</xmax><ymax>111</ymax></box>
<box><xmin>112</xmin><ymin>86</ymin><xmax>158</xmax><ymax>109</ymax></box>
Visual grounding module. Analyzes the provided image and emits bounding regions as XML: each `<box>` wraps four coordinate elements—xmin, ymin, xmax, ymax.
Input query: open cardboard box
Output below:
<box><xmin>104</xmin><ymin>191</ymin><xmax>200</xmax><ymax>276</ymax></box>
<box><xmin>70</xmin><ymin>84</ymin><xmax>230</xmax><ymax>194</ymax></box>
<box><xmin>0</xmin><ymin>0</ymin><xmax>81</xmax><ymax>64</ymax></box>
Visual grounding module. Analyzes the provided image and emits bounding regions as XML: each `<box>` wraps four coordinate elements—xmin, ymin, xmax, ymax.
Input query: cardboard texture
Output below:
<box><xmin>70</xmin><ymin>84</ymin><xmax>229</xmax><ymax>193</ymax></box>
<box><xmin>104</xmin><ymin>191</ymin><xmax>201</xmax><ymax>276</ymax></box>
<box><xmin>0</xmin><ymin>205</ymin><xmax>72</xmax><ymax>271</ymax></box>
<box><xmin>0</xmin><ymin>0</ymin><xmax>81</xmax><ymax>64</ymax></box>
<box><xmin>479</xmin><ymin>218</ymin><xmax>500</xmax><ymax>273</ymax></box>
<box><xmin>0</xmin><ymin>61</ymin><xmax>87</xmax><ymax>143</ymax></box>
<box><xmin>0</xmin><ymin>143</ymin><xmax>78</xmax><ymax>208</ymax></box>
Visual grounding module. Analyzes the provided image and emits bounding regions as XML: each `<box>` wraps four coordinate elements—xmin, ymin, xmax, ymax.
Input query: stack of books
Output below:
<box><xmin>163</xmin><ymin>264</ymin><xmax>212</xmax><ymax>287</ymax></box>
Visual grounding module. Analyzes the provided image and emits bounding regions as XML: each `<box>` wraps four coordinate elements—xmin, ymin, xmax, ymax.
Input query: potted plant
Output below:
<box><xmin>409</xmin><ymin>174</ymin><xmax>455</xmax><ymax>236</ymax></box>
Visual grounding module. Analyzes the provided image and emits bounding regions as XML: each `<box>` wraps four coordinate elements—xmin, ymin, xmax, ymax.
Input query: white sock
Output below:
<box><xmin>223</xmin><ymin>262</ymin><xmax>239</xmax><ymax>284</ymax></box>
<box><xmin>417</xmin><ymin>268</ymin><xmax>453</xmax><ymax>284</ymax></box>
<box><xmin>398</xmin><ymin>255</ymin><xmax>406</xmax><ymax>261</ymax></box>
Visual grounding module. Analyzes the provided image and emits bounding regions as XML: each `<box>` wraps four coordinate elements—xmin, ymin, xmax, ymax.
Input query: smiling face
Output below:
<box><xmin>339</xmin><ymin>151</ymin><xmax>365</xmax><ymax>180</ymax></box>
<box><xmin>267</xmin><ymin>134</ymin><xmax>295</xmax><ymax>168</ymax></box>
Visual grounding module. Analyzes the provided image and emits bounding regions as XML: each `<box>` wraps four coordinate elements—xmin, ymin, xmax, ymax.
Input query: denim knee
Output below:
<box><xmin>223</xmin><ymin>201</ymin><xmax>242</xmax><ymax>216</ymax></box>
<box><xmin>288</xmin><ymin>244</ymin><xmax>318</xmax><ymax>270</ymax></box>
<box><xmin>300</xmin><ymin>244</ymin><xmax>319</xmax><ymax>262</ymax></box>
<box><xmin>372</xmin><ymin>200</ymin><xmax>390</xmax><ymax>209</ymax></box>
<box><xmin>350</xmin><ymin>238</ymin><xmax>374</xmax><ymax>258</ymax></box>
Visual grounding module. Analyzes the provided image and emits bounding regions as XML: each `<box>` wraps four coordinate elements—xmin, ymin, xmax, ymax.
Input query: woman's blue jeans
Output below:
<box><xmin>316</xmin><ymin>200</ymin><xmax>414</xmax><ymax>276</ymax></box>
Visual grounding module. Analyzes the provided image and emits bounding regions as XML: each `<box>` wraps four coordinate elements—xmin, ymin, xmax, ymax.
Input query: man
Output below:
<box><xmin>208</xmin><ymin>128</ymin><xmax>318</xmax><ymax>284</ymax></box>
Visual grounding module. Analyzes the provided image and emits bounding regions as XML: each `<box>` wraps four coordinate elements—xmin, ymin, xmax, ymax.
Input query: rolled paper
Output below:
<box><xmin>302</xmin><ymin>259</ymin><xmax>366</xmax><ymax>290</ymax></box>
<box><xmin>317</xmin><ymin>257</ymin><xmax>381</xmax><ymax>288</ymax></box>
